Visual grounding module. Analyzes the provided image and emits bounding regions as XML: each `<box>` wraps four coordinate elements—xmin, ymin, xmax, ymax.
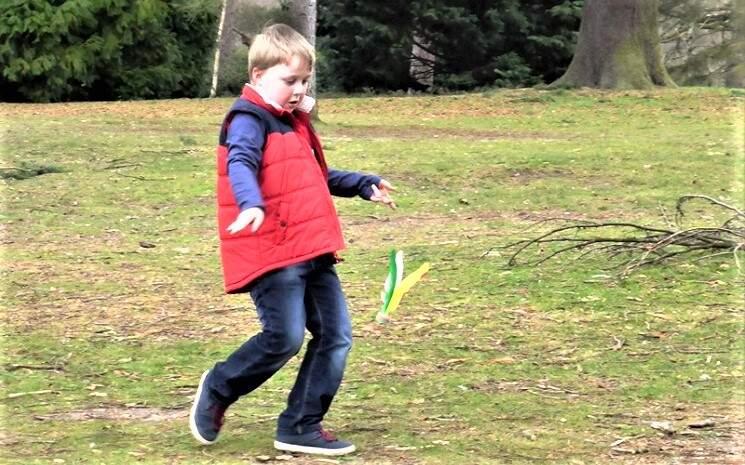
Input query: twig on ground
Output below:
<box><xmin>6</xmin><ymin>364</ymin><xmax>63</xmax><ymax>371</ymax></box>
<box><xmin>115</xmin><ymin>173</ymin><xmax>175</xmax><ymax>182</ymax></box>
<box><xmin>502</xmin><ymin>195</ymin><xmax>744</xmax><ymax>275</ymax></box>
<box><xmin>7</xmin><ymin>390</ymin><xmax>58</xmax><ymax>399</ymax></box>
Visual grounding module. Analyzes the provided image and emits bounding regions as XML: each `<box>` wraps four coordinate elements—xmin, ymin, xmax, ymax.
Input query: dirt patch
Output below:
<box><xmin>340</xmin><ymin>212</ymin><xmax>509</xmax><ymax>253</ymax></box>
<box><xmin>2</xmin><ymin>209</ymin><xmax>643</xmax><ymax>341</ymax></box>
<box><xmin>342</xmin><ymin>210</ymin><xmax>509</xmax><ymax>228</ymax></box>
<box><xmin>594</xmin><ymin>403</ymin><xmax>745</xmax><ymax>465</ymax></box>
<box><xmin>323</xmin><ymin>125</ymin><xmax>562</xmax><ymax>141</ymax></box>
<box><xmin>462</xmin><ymin>164</ymin><xmax>596</xmax><ymax>186</ymax></box>
<box><xmin>470</xmin><ymin>378</ymin><xmax>587</xmax><ymax>398</ymax></box>
<box><xmin>33</xmin><ymin>407</ymin><xmax>187</xmax><ymax>422</ymax></box>
<box><xmin>1</xmin><ymin>99</ymin><xmax>228</xmax><ymax>119</ymax></box>
<box><xmin>504</xmin><ymin>167</ymin><xmax>573</xmax><ymax>182</ymax></box>
<box><xmin>610</xmin><ymin>419</ymin><xmax>744</xmax><ymax>465</ymax></box>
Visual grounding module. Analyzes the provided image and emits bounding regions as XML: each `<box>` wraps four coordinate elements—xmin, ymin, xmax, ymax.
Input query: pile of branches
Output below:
<box><xmin>503</xmin><ymin>195</ymin><xmax>745</xmax><ymax>276</ymax></box>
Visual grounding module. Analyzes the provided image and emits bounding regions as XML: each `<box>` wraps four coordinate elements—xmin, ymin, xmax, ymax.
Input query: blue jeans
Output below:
<box><xmin>208</xmin><ymin>254</ymin><xmax>353</xmax><ymax>435</ymax></box>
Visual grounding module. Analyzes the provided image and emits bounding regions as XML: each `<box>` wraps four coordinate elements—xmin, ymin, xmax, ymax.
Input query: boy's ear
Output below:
<box><xmin>250</xmin><ymin>67</ymin><xmax>264</xmax><ymax>84</ymax></box>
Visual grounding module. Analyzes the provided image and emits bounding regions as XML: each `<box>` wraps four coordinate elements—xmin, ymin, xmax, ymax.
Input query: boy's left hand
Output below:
<box><xmin>370</xmin><ymin>179</ymin><xmax>396</xmax><ymax>209</ymax></box>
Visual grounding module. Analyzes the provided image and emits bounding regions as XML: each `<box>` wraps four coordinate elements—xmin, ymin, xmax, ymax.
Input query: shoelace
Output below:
<box><xmin>319</xmin><ymin>428</ymin><xmax>337</xmax><ymax>442</ymax></box>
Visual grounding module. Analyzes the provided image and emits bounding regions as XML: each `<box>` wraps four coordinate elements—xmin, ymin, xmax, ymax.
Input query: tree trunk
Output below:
<box><xmin>209</xmin><ymin>0</ymin><xmax>229</xmax><ymax>97</ymax></box>
<box><xmin>286</xmin><ymin>0</ymin><xmax>319</xmax><ymax>119</ymax></box>
<box><xmin>725</xmin><ymin>0</ymin><xmax>745</xmax><ymax>87</ymax></box>
<box><xmin>286</xmin><ymin>0</ymin><xmax>317</xmax><ymax>94</ymax></box>
<box><xmin>551</xmin><ymin>0</ymin><xmax>675</xmax><ymax>89</ymax></box>
<box><xmin>409</xmin><ymin>34</ymin><xmax>435</xmax><ymax>92</ymax></box>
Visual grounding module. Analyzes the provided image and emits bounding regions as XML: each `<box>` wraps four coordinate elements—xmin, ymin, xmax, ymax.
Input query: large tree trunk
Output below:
<box><xmin>551</xmin><ymin>0</ymin><xmax>675</xmax><ymax>89</ymax></box>
<box><xmin>286</xmin><ymin>0</ymin><xmax>316</xmax><ymax>48</ymax></box>
<box><xmin>725</xmin><ymin>0</ymin><xmax>745</xmax><ymax>87</ymax></box>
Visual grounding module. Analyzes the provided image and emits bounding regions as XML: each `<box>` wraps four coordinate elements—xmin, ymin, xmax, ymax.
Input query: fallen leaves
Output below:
<box><xmin>649</xmin><ymin>420</ymin><xmax>677</xmax><ymax>435</ymax></box>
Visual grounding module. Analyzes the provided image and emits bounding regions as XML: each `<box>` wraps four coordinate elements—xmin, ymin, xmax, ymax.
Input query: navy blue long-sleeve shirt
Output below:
<box><xmin>226</xmin><ymin>113</ymin><xmax>381</xmax><ymax>211</ymax></box>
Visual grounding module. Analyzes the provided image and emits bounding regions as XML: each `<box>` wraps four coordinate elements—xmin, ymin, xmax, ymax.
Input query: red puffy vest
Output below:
<box><xmin>216</xmin><ymin>86</ymin><xmax>345</xmax><ymax>293</ymax></box>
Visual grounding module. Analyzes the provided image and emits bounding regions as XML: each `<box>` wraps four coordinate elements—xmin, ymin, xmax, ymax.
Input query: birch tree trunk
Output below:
<box><xmin>551</xmin><ymin>0</ymin><xmax>675</xmax><ymax>89</ymax></box>
<box><xmin>209</xmin><ymin>0</ymin><xmax>229</xmax><ymax>97</ymax></box>
<box><xmin>286</xmin><ymin>0</ymin><xmax>319</xmax><ymax>118</ymax></box>
<box><xmin>409</xmin><ymin>34</ymin><xmax>435</xmax><ymax>91</ymax></box>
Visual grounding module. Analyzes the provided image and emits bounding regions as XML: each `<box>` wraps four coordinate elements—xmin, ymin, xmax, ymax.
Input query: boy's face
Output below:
<box><xmin>252</xmin><ymin>55</ymin><xmax>312</xmax><ymax>111</ymax></box>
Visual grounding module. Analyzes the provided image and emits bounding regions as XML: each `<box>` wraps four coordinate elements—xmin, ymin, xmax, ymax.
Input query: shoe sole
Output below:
<box><xmin>274</xmin><ymin>440</ymin><xmax>356</xmax><ymax>456</ymax></box>
<box><xmin>189</xmin><ymin>370</ymin><xmax>217</xmax><ymax>445</ymax></box>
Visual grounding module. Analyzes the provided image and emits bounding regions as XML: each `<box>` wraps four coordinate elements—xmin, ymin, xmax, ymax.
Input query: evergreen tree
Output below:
<box><xmin>317</xmin><ymin>0</ymin><xmax>582</xmax><ymax>92</ymax></box>
<box><xmin>0</xmin><ymin>0</ymin><xmax>219</xmax><ymax>102</ymax></box>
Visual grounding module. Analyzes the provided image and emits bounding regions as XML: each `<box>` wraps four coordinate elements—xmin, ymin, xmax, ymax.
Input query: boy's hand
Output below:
<box><xmin>370</xmin><ymin>179</ymin><xmax>396</xmax><ymax>209</ymax></box>
<box><xmin>227</xmin><ymin>207</ymin><xmax>264</xmax><ymax>234</ymax></box>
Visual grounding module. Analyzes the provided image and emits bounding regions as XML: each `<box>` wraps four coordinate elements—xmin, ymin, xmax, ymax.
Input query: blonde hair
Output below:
<box><xmin>248</xmin><ymin>24</ymin><xmax>315</xmax><ymax>79</ymax></box>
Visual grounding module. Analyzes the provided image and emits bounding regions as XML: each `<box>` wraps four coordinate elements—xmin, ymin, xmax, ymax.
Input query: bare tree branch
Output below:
<box><xmin>502</xmin><ymin>196</ymin><xmax>745</xmax><ymax>275</ymax></box>
<box><xmin>676</xmin><ymin>194</ymin><xmax>745</xmax><ymax>222</ymax></box>
<box><xmin>233</xmin><ymin>27</ymin><xmax>255</xmax><ymax>47</ymax></box>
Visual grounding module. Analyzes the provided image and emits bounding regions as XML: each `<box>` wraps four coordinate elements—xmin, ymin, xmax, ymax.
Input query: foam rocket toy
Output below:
<box><xmin>375</xmin><ymin>249</ymin><xmax>430</xmax><ymax>323</ymax></box>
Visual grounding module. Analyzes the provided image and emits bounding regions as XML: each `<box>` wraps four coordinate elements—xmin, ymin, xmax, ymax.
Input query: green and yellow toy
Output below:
<box><xmin>375</xmin><ymin>249</ymin><xmax>430</xmax><ymax>323</ymax></box>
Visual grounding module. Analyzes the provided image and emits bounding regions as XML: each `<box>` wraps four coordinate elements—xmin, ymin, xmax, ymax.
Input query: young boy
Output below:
<box><xmin>189</xmin><ymin>24</ymin><xmax>395</xmax><ymax>456</ymax></box>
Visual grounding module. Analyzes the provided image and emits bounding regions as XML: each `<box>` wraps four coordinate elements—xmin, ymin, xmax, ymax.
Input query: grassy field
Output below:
<box><xmin>1</xmin><ymin>88</ymin><xmax>743</xmax><ymax>465</ymax></box>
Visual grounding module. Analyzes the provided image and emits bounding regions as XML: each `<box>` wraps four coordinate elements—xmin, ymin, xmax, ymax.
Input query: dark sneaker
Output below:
<box><xmin>274</xmin><ymin>428</ymin><xmax>356</xmax><ymax>456</ymax></box>
<box><xmin>189</xmin><ymin>370</ymin><xmax>227</xmax><ymax>445</ymax></box>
